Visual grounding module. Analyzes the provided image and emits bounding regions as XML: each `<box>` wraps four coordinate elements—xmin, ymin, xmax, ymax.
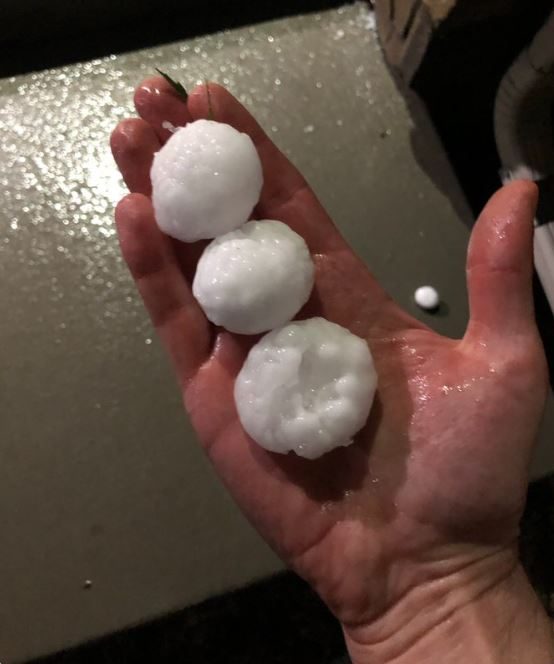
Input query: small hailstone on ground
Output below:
<box><xmin>235</xmin><ymin>318</ymin><xmax>377</xmax><ymax>459</ymax></box>
<box><xmin>193</xmin><ymin>220</ymin><xmax>314</xmax><ymax>334</ymax></box>
<box><xmin>414</xmin><ymin>285</ymin><xmax>440</xmax><ymax>310</ymax></box>
<box><xmin>151</xmin><ymin>119</ymin><xmax>263</xmax><ymax>242</ymax></box>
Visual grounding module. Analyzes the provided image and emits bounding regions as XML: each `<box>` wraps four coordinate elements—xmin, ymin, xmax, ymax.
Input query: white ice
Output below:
<box><xmin>234</xmin><ymin>318</ymin><xmax>377</xmax><ymax>459</ymax></box>
<box><xmin>193</xmin><ymin>220</ymin><xmax>314</xmax><ymax>334</ymax></box>
<box><xmin>151</xmin><ymin>119</ymin><xmax>263</xmax><ymax>242</ymax></box>
<box><xmin>414</xmin><ymin>285</ymin><xmax>440</xmax><ymax>310</ymax></box>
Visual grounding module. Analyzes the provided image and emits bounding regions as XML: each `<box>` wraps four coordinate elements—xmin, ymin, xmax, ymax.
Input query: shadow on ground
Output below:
<box><xmin>33</xmin><ymin>572</ymin><xmax>349</xmax><ymax>664</ymax></box>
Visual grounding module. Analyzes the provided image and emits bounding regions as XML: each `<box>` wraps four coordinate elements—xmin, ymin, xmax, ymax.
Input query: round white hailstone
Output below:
<box><xmin>414</xmin><ymin>285</ymin><xmax>440</xmax><ymax>310</ymax></box>
<box><xmin>235</xmin><ymin>318</ymin><xmax>377</xmax><ymax>459</ymax></box>
<box><xmin>151</xmin><ymin>119</ymin><xmax>263</xmax><ymax>242</ymax></box>
<box><xmin>192</xmin><ymin>220</ymin><xmax>314</xmax><ymax>334</ymax></box>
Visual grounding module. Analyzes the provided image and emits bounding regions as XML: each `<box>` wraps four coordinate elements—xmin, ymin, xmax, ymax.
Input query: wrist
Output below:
<box><xmin>342</xmin><ymin>552</ymin><xmax>554</xmax><ymax>664</ymax></box>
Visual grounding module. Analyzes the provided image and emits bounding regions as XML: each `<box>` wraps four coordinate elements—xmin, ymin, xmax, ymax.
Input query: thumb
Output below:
<box><xmin>465</xmin><ymin>180</ymin><xmax>538</xmax><ymax>340</ymax></box>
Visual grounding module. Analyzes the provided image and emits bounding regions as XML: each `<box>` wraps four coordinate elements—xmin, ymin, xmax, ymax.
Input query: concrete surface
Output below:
<box><xmin>0</xmin><ymin>3</ymin><xmax>552</xmax><ymax>661</ymax></box>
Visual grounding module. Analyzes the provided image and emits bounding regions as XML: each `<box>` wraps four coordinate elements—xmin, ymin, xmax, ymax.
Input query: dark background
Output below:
<box><xmin>0</xmin><ymin>1</ymin><xmax>345</xmax><ymax>77</ymax></box>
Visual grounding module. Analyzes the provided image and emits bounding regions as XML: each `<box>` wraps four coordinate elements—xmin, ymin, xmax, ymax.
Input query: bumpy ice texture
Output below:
<box><xmin>151</xmin><ymin>119</ymin><xmax>263</xmax><ymax>242</ymax></box>
<box><xmin>235</xmin><ymin>318</ymin><xmax>377</xmax><ymax>459</ymax></box>
<box><xmin>193</xmin><ymin>220</ymin><xmax>314</xmax><ymax>334</ymax></box>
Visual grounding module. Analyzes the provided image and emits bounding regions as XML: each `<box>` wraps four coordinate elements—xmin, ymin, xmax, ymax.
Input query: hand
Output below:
<box><xmin>111</xmin><ymin>77</ymin><xmax>551</xmax><ymax>663</ymax></box>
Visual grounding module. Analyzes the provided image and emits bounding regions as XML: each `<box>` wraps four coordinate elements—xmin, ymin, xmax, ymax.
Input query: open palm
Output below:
<box><xmin>111</xmin><ymin>78</ymin><xmax>548</xmax><ymax>643</ymax></box>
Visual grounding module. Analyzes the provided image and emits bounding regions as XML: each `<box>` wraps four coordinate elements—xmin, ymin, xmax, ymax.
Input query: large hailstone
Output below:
<box><xmin>151</xmin><ymin>119</ymin><xmax>263</xmax><ymax>242</ymax></box>
<box><xmin>235</xmin><ymin>318</ymin><xmax>377</xmax><ymax>459</ymax></box>
<box><xmin>192</xmin><ymin>220</ymin><xmax>314</xmax><ymax>334</ymax></box>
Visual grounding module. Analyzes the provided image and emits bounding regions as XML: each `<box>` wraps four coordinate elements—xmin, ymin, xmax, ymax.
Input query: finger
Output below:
<box><xmin>110</xmin><ymin>118</ymin><xmax>160</xmax><ymax>195</ymax></box>
<box><xmin>465</xmin><ymin>180</ymin><xmax>538</xmax><ymax>339</ymax></box>
<box><xmin>134</xmin><ymin>75</ymin><xmax>194</xmax><ymax>143</ymax></box>
<box><xmin>111</xmin><ymin>112</ymin><xmax>208</xmax><ymax>286</ymax></box>
<box><xmin>116</xmin><ymin>193</ymin><xmax>211</xmax><ymax>383</ymax></box>
<box><xmin>186</xmin><ymin>82</ymin><xmax>342</xmax><ymax>254</ymax></box>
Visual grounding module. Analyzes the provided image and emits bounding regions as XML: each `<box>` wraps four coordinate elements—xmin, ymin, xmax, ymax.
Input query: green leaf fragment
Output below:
<box><xmin>205</xmin><ymin>78</ymin><xmax>214</xmax><ymax>121</ymax></box>
<box><xmin>155</xmin><ymin>68</ymin><xmax>188</xmax><ymax>102</ymax></box>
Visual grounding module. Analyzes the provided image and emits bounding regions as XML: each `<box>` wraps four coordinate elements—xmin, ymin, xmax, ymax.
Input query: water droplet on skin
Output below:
<box><xmin>162</xmin><ymin>120</ymin><xmax>179</xmax><ymax>133</ymax></box>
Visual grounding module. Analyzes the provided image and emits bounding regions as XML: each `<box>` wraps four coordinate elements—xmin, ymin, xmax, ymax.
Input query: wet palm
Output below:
<box><xmin>111</xmin><ymin>79</ymin><xmax>547</xmax><ymax>635</ymax></box>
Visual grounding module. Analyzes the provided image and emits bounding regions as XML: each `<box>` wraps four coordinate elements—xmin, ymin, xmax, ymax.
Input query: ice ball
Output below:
<box><xmin>151</xmin><ymin>119</ymin><xmax>263</xmax><ymax>242</ymax></box>
<box><xmin>414</xmin><ymin>285</ymin><xmax>440</xmax><ymax>310</ymax></box>
<box><xmin>193</xmin><ymin>220</ymin><xmax>314</xmax><ymax>334</ymax></box>
<box><xmin>235</xmin><ymin>317</ymin><xmax>377</xmax><ymax>459</ymax></box>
